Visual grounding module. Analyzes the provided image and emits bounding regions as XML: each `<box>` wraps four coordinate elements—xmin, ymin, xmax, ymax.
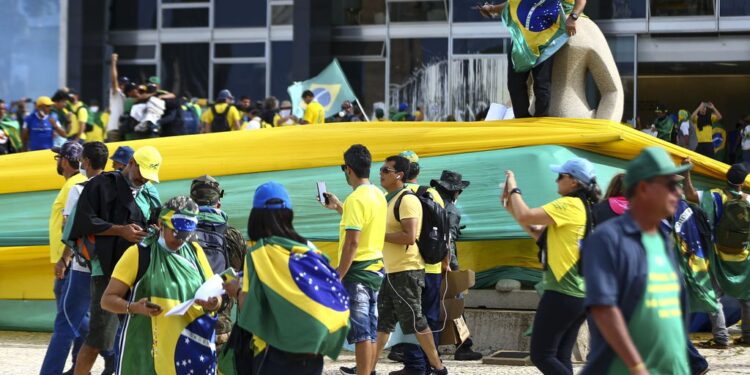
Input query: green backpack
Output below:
<box><xmin>715</xmin><ymin>192</ymin><xmax>750</xmax><ymax>255</ymax></box>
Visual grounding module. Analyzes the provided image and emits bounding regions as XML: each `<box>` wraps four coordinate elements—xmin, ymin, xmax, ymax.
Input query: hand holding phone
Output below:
<box><xmin>316</xmin><ymin>181</ymin><xmax>329</xmax><ymax>205</ymax></box>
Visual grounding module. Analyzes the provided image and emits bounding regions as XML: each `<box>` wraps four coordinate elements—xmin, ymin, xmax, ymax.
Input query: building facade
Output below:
<box><xmin>60</xmin><ymin>0</ymin><xmax>750</xmax><ymax>125</ymax></box>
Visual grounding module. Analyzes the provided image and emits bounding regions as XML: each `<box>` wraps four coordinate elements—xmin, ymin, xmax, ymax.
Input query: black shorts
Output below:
<box><xmin>86</xmin><ymin>276</ymin><xmax>119</xmax><ymax>351</ymax></box>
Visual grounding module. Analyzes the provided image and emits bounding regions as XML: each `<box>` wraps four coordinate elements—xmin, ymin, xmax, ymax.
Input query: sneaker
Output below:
<box><xmin>696</xmin><ymin>338</ymin><xmax>730</xmax><ymax>349</ymax></box>
<box><xmin>388</xmin><ymin>349</ymin><xmax>406</xmax><ymax>363</ymax></box>
<box><xmin>340</xmin><ymin>367</ymin><xmax>376</xmax><ymax>375</ymax></box>
<box><xmin>430</xmin><ymin>366</ymin><xmax>448</xmax><ymax>375</ymax></box>
<box><xmin>454</xmin><ymin>345</ymin><xmax>482</xmax><ymax>361</ymax></box>
<box><xmin>734</xmin><ymin>337</ymin><xmax>750</xmax><ymax>347</ymax></box>
<box><xmin>388</xmin><ymin>367</ymin><xmax>424</xmax><ymax>375</ymax></box>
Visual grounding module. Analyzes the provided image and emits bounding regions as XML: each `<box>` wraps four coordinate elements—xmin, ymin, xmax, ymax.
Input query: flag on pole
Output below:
<box><xmin>287</xmin><ymin>59</ymin><xmax>360</xmax><ymax>119</ymax></box>
<box><xmin>501</xmin><ymin>0</ymin><xmax>570</xmax><ymax>72</ymax></box>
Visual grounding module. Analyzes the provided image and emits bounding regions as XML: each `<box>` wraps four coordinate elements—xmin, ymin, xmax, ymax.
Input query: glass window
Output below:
<box><xmin>453</xmin><ymin>38</ymin><xmax>506</xmax><ymax>55</ymax></box>
<box><xmin>331</xmin><ymin>0</ymin><xmax>386</xmax><ymax>25</ymax></box>
<box><xmin>215</xmin><ymin>43</ymin><xmax>265</xmax><ymax>58</ymax></box>
<box><xmin>582</xmin><ymin>0</ymin><xmax>647</xmax><ymax>19</ymax></box>
<box><xmin>163</xmin><ymin>0</ymin><xmax>207</xmax><ymax>3</ymax></box>
<box><xmin>271</xmin><ymin>42</ymin><xmax>294</xmax><ymax>101</ymax></box>
<box><xmin>271</xmin><ymin>5</ymin><xmax>294</xmax><ymax>25</ymax></box>
<box><xmin>110</xmin><ymin>0</ymin><xmax>156</xmax><ymax>30</ymax></box>
<box><xmin>332</xmin><ymin>42</ymin><xmax>385</xmax><ymax>57</ymax></box>
<box><xmin>650</xmin><ymin>0</ymin><xmax>714</xmax><ymax>16</ymax></box>
<box><xmin>389</xmin><ymin>1</ymin><xmax>448</xmax><ymax>22</ymax></box>
<box><xmin>162</xmin><ymin>8</ymin><xmax>209</xmax><ymax>28</ymax></box>
<box><xmin>721</xmin><ymin>0</ymin><xmax>750</xmax><ymax>16</ymax></box>
<box><xmin>340</xmin><ymin>61</ymin><xmax>386</xmax><ymax>116</ymax></box>
<box><xmin>215</xmin><ymin>0</ymin><xmax>267</xmax><ymax>28</ymax></box>
<box><xmin>449</xmin><ymin>58</ymin><xmax>508</xmax><ymax>121</ymax></box>
<box><xmin>214</xmin><ymin>64</ymin><xmax>266</xmax><ymax>101</ymax></box>
<box><xmin>114</xmin><ymin>45</ymin><xmax>156</xmax><ymax>60</ymax></box>
<box><xmin>390</xmin><ymin>38</ymin><xmax>448</xmax><ymax>120</ymax></box>
<box><xmin>452</xmin><ymin>0</ymin><xmax>501</xmax><ymax>22</ymax></box>
<box><xmin>161</xmin><ymin>43</ymin><xmax>209</xmax><ymax>98</ymax></box>
<box><xmin>117</xmin><ymin>64</ymin><xmax>157</xmax><ymax>86</ymax></box>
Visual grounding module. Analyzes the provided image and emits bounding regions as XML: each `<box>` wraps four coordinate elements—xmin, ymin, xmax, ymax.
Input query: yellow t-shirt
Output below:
<box><xmin>338</xmin><ymin>184</ymin><xmax>387</xmax><ymax>266</ymax></box>
<box><xmin>201</xmin><ymin>103</ymin><xmax>241</xmax><ymax>131</ymax></box>
<box><xmin>303</xmin><ymin>101</ymin><xmax>326</xmax><ymax>124</ymax></box>
<box><xmin>383</xmin><ymin>189</ymin><xmax>424</xmax><ymax>274</ymax></box>
<box><xmin>68</xmin><ymin>104</ymin><xmax>88</xmax><ymax>140</ymax></box>
<box><xmin>541</xmin><ymin>196</ymin><xmax>586</xmax><ymax>297</ymax></box>
<box><xmin>405</xmin><ymin>183</ymin><xmax>445</xmax><ymax>274</ymax></box>
<box><xmin>693</xmin><ymin>114</ymin><xmax>718</xmax><ymax>143</ymax></box>
<box><xmin>111</xmin><ymin>243</ymin><xmax>213</xmax><ymax>288</ymax></box>
<box><xmin>49</xmin><ymin>173</ymin><xmax>87</xmax><ymax>262</ymax></box>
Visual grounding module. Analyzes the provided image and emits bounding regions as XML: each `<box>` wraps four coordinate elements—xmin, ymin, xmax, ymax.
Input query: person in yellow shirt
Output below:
<box><xmin>372</xmin><ymin>155</ymin><xmax>448</xmax><ymax>375</ymax></box>
<box><xmin>299</xmin><ymin>90</ymin><xmax>325</xmax><ymax>125</ymax></box>
<box><xmin>201</xmin><ymin>89</ymin><xmax>241</xmax><ymax>132</ymax></box>
<box><xmin>691</xmin><ymin>101</ymin><xmax>723</xmax><ymax>159</ymax></box>
<box><xmin>67</xmin><ymin>90</ymin><xmax>88</xmax><ymax>141</ymax></box>
<box><xmin>275</xmin><ymin>100</ymin><xmax>299</xmax><ymax>126</ymax></box>
<box><xmin>321</xmin><ymin>145</ymin><xmax>387</xmax><ymax>375</ymax></box>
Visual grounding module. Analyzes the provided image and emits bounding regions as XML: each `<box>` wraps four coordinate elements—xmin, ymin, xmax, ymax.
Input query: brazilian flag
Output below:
<box><xmin>712</xmin><ymin>123</ymin><xmax>727</xmax><ymax>162</ymax></box>
<box><xmin>238</xmin><ymin>236</ymin><xmax>350</xmax><ymax>359</ymax></box>
<box><xmin>0</xmin><ymin>117</ymin><xmax>22</xmax><ymax>152</ymax></box>
<box><xmin>502</xmin><ymin>0</ymin><xmax>570</xmax><ymax>72</ymax></box>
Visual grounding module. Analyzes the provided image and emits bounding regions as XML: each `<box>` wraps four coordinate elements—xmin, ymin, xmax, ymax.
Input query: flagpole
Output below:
<box><xmin>356</xmin><ymin>101</ymin><xmax>371</xmax><ymax>122</ymax></box>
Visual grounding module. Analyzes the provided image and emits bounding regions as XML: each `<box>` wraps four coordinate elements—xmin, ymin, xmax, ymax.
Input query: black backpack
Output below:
<box><xmin>194</xmin><ymin>220</ymin><xmax>230</xmax><ymax>274</ymax></box>
<box><xmin>210</xmin><ymin>104</ymin><xmax>231</xmax><ymax>132</ymax></box>
<box><xmin>394</xmin><ymin>186</ymin><xmax>450</xmax><ymax>264</ymax></box>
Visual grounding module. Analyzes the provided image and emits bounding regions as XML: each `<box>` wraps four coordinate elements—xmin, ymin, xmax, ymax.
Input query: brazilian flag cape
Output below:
<box><xmin>238</xmin><ymin>236</ymin><xmax>350</xmax><ymax>359</ymax></box>
<box><xmin>701</xmin><ymin>190</ymin><xmax>750</xmax><ymax>300</ymax></box>
<box><xmin>502</xmin><ymin>0</ymin><xmax>571</xmax><ymax>72</ymax></box>
<box><xmin>666</xmin><ymin>200</ymin><xmax>719</xmax><ymax>313</ymax></box>
<box><xmin>117</xmin><ymin>241</ymin><xmax>217</xmax><ymax>375</ymax></box>
<box><xmin>0</xmin><ymin>116</ymin><xmax>22</xmax><ymax>151</ymax></box>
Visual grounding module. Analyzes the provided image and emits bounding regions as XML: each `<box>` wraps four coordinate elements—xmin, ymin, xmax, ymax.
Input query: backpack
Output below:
<box><xmin>210</xmin><ymin>104</ymin><xmax>231</xmax><ymax>132</ymax></box>
<box><xmin>194</xmin><ymin>220</ymin><xmax>230</xmax><ymax>274</ymax></box>
<box><xmin>393</xmin><ymin>186</ymin><xmax>450</xmax><ymax>264</ymax></box>
<box><xmin>714</xmin><ymin>192</ymin><xmax>750</xmax><ymax>255</ymax></box>
<box><xmin>181</xmin><ymin>104</ymin><xmax>200</xmax><ymax>134</ymax></box>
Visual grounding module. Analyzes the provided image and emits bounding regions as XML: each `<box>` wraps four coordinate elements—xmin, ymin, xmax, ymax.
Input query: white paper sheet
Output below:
<box><xmin>165</xmin><ymin>274</ymin><xmax>225</xmax><ymax>316</ymax></box>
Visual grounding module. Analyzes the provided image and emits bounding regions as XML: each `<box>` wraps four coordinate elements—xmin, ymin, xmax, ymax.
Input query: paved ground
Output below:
<box><xmin>1</xmin><ymin>331</ymin><xmax>748</xmax><ymax>375</ymax></box>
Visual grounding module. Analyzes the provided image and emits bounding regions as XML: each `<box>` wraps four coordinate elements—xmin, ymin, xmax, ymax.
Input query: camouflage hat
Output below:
<box><xmin>52</xmin><ymin>141</ymin><xmax>83</xmax><ymax>162</ymax></box>
<box><xmin>190</xmin><ymin>175</ymin><xmax>224</xmax><ymax>206</ymax></box>
<box><xmin>160</xmin><ymin>196</ymin><xmax>199</xmax><ymax>241</ymax></box>
<box><xmin>399</xmin><ymin>150</ymin><xmax>419</xmax><ymax>164</ymax></box>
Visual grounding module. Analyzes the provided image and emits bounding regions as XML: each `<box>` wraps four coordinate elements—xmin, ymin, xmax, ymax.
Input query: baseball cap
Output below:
<box><xmin>624</xmin><ymin>147</ymin><xmax>691</xmax><ymax>191</ymax></box>
<box><xmin>253</xmin><ymin>181</ymin><xmax>292</xmax><ymax>210</ymax></box>
<box><xmin>117</xmin><ymin>76</ymin><xmax>130</xmax><ymax>85</ymax></box>
<box><xmin>36</xmin><ymin>96</ymin><xmax>54</xmax><ymax>107</ymax></box>
<box><xmin>133</xmin><ymin>146</ymin><xmax>162</xmax><ymax>183</ymax></box>
<box><xmin>727</xmin><ymin>163</ymin><xmax>749</xmax><ymax>186</ymax></box>
<box><xmin>399</xmin><ymin>103</ymin><xmax>409</xmax><ymax>112</ymax></box>
<box><xmin>216</xmin><ymin>89</ymin><xmax>234</xmax><ymax>102</ymax></box>
<box><xmin>51</xmin><ymin>141</ymin><xmax>83</xmax><ymax>162</ymax></box>
<box><xmin>191</xmin><ymin>175</ymin><xmax>224</xmax><ymax>206</ymax></box>
<box><xmin>550</xmin><ymin>157</ymin><xmax>596</xmax><ymax>185</ymax></box>
<box><xmin>110</xmin><ymin>145</ymin><xmax>135</xmax><ymax>165</ymax></box>
<box><xmin>159</xmin><ymin>196</ymin><xmax>199</xmax><ymax>241</ymax></box>
<box><xmin>399</xmin><ymin>150</ymin><xmax>419</xmax><ymax>164</ymax></box>
<box><xmin>148</xmin><ymin>76</ymin><xmax>161</xmax><ymax>85</ymax></box>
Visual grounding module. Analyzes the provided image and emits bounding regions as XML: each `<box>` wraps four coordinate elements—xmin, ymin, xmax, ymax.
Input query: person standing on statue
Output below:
<box><xmin>479</xmin><ymin>0</ymin><xmax>588</xmax><ymax>118</ymax></box>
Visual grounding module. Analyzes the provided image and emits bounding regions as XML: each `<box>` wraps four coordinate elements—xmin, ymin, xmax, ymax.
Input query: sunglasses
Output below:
<box><xmin>340</xmin><ymin>164</ymin><xmax>347</xmax><ymax>172</ymax></box>
<box><xmin>380</xmin><ymin>166</ymin><xmax>396</xmax><ymax>174</ymax></box>
<box><xmin>650</xmin><ymin>178</ymin><xmax>680</xmax><ymax>193</ymax></box>
<box><xmin>556</xmin><ymin>173</ymin><xmax>571</xmax><ymax>182</ymax></box>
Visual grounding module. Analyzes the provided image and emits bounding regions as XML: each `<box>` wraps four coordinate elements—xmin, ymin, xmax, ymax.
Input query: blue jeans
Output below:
<box><xmin>40</xmin><ymin>269</ymin><xmax>91</xmax><ymax>375</ymax></box>
<box><xmin>403</xmin><ymin>273</ymin><xmax>442</xmax><ymax>372</ymax></box>
<box><xmin>344</xmin><ymin>280</ymin><xmax>378</xmax><ymax>344</ymax></box>
<box><xmin>687</xmin><ymin>339</ymin><xmax>708</xmax><ymax>375</ymax></box>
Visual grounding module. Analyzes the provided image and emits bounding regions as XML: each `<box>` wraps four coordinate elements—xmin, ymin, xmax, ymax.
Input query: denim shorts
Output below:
<box><xmin>343</xmin><ymin>280</ymin><xmax>378</xmax><ymax>344</ymax></box>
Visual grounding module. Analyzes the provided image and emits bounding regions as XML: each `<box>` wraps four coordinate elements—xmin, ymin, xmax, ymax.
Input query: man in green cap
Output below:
<box><xmin>581</xmin><ymin>147</ymin><xmax>694</xmax><ymax>375</ymax></box>
<box><xmin>189</xmin><ymin>175</ymin><xmax>246</xmax><ymax>351</ymax></box>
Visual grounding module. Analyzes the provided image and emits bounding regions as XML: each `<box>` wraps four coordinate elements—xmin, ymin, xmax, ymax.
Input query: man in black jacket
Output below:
<box><xmin>69</xmin><ymin>146</ymin><xmax>162</xmax><ymax>375</ymax></box>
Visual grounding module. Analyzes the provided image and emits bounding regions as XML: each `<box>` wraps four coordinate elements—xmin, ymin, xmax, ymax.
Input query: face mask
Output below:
<box><xmin>89</xmin><ymin>106</ymin><xmax>99</xmax><ymax>113</ymax></box>
<box><xmin>158</xmin><ymin>233</ymin><xmax>168</xmax><ymax>249</ymax></box>
<box><xmin>280</xmin><ymin>109</ymin><xmax>291</xmax><ymax>117</ymax></box>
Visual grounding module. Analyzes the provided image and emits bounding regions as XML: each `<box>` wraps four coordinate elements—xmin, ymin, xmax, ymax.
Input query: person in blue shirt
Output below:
<box><xmin>581</xmin><ymin>147</ymin><xmax>692</xmax><ymax>375</ymax></box>
<box><xmin>22</xmin><ymin>96</ymin><xmax>67</xmax><ymax>151</ymax></box>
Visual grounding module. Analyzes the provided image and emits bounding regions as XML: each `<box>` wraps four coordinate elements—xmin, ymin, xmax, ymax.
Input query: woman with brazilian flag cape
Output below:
<box><xmin>101</xmin><ymin>196</ymin><xmax>221</xmax><ymax>375</ymax></box>
<box><xmin>225</xmin><ymin>181</ymin><xmax>349</xmax><ymax>375</ymax></box>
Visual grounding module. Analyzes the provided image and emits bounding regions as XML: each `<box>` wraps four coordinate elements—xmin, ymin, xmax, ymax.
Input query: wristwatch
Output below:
<box><xmin>570</xmin><ymin>12</ymin><xmax>579</xmax><ymax>20</ymax></box>
<box><xmin>510</xmin><ymin>188</ymin><xmax>522</xmax><ymax>196</ymax></box>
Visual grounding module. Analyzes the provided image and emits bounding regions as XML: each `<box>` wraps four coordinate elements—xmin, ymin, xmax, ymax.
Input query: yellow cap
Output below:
<box><xmin>36</xmin><ymin>96</ymin><xmax>54</xmax><ymax>107</ymax></box>
<box><xmin>133</xmin><ymin>146</ymin><xmax>162</xmax><ymax>183</ymax></box>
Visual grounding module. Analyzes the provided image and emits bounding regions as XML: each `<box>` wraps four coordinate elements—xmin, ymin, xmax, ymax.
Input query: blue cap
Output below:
<box><xmin>253</xmin><ymin>181</ymin><xmax>293</xmax><ymax>210</ymax></box>
<box><xmin>399</xmin><ymin>102</ymin><xmax>408</xmax><ymax>112</ymax></box>
<box><xmin>110</xmin><ymin>145</ymin><xmax>135</xmax><ymax>165</ymax></box>
<box><xmin>216</xmin><ymin>89</ymin><xmax>233</xmax><ymax>102</ymax></box>
<box><xmin>549</xmin><ymin>158</ymin><xmax>596</xmax><ymax>184</ymax></box>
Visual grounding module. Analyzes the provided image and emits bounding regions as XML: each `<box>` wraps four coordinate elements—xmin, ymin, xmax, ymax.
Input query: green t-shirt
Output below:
<box><xmin>608</xmin><ymin>232</ymin><xmax>689</xmax><ymax>375</ymax></box>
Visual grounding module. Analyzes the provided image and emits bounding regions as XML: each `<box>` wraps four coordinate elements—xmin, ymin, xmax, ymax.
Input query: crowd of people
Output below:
<box><xmin>635</xmin><ymin>102</ymin><xmax>750</xmax><ymax>166</ymax></box>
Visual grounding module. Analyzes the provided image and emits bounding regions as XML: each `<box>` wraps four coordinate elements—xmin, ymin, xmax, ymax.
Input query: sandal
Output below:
<box><xmin>696</xmin><ymin>338</ymin><xmax>730</xmax><ymax>349</ymax></box>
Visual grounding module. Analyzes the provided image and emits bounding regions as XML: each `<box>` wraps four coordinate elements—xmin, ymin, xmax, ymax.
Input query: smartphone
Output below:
<box><xmin>145</xmin><ymin>301</ymin><xmax>162</xmax><ymax>311</ymax></box>
<box><xmin>500</xmin><ymin>181</ymin><xmax>509</xmax><ymax>207</ymax></box>
<box><xmin>316</xmin><ymin>181</ymin><xmax>329</xmax><ymax>205</ymax></box>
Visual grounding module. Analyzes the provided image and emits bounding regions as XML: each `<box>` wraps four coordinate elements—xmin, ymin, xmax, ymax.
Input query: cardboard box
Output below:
<box><xmin>441</xmin><ymin>270</ymin><xmax>476</xmax><ymax>297</ymax></box>
<box><xmin>438</xmin><ymin>271</ymin><xmax>475</xmax><ymax>345</ymax></box>
<box><xmin>439</xmin><ymin>316</ymin><xmax>471</xmax><ymax>345</ymax></box>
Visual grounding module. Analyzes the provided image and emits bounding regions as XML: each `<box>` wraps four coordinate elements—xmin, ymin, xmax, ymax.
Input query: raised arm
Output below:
<box><xmin>111</xmin><ymin>53</ymin><xmax>119</xmax><ymax>95</ymax></box>
<box><xmin>708</xmin><ymin>102</ymin><xmax>722</xmax><ymax>122</ymax></box>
